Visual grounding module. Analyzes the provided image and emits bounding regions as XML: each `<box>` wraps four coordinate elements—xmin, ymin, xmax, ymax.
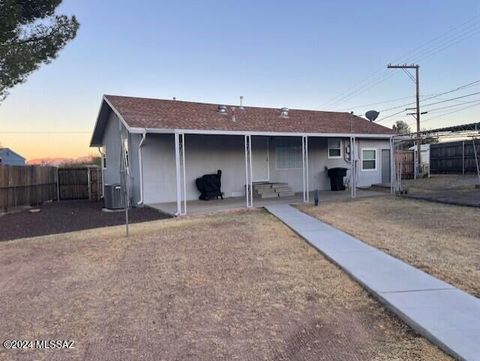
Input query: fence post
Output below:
<box><xmin>473</xmin><ymin>139</ymin><xmax>480</xmax><ymax>186</ymax></box>
<box><xmin>56</xmin><ymin>167</ymin><xmax>60</xmax><ymax>202</ymax></box>
<box><xmin>87</xmin><ymin>167</ymin><xmax>92</xmax><ymax>201</ymax></box>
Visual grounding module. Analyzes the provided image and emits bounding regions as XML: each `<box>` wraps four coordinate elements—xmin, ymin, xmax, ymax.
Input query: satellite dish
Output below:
<box><xmin>365</xmin><ymin>110</ymin><xmax>380</xmax><ymax>122</ymax></box>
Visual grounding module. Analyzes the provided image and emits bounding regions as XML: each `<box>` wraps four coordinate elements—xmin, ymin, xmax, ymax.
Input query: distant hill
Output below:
<box><xmin>27</xmin><ymin>156</ymin><xmax>100</xmax><ymax>167</ymax></box>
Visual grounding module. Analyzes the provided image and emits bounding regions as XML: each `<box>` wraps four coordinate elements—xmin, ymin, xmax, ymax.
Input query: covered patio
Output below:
<box><xmin>162</xmin><ymin>131</ymin><xmax>391</xmax><ymax>216</ymax></box>
<box><xmin>149</xmin><ymin>189</ymin><xmax>384</xmax><ymax>216</ymax></box>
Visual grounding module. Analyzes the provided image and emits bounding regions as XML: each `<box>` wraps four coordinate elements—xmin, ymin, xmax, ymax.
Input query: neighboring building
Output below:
<box><xmin>409</xmin><ymin>144</ymin><xmax>430</xmax><ymax>173</ymax></box>
<box><xmin>0</xmin><ymin>148</ymin><xmax>26</xmax><ymax>166</ymax></box>
<box><xmin>90</xmin><ymin>95</ymin><xmax>394</xmax><ymax>214</ymax></box>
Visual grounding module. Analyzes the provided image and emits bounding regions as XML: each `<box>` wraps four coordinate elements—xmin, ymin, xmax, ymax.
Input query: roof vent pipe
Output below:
<box><xmin>239</xmin><ymin>96</ymin><xmax>244</xmax><ymax>110</ymax></box>
<box><xmin>218</xmin><ymin>104</ymin><xmax>227</xmax><ymax>114</ymax></box>
<box><xmin>280</xmin><ymin>107</ymin><xmax>289</xmax><ymax>118</ymax></box>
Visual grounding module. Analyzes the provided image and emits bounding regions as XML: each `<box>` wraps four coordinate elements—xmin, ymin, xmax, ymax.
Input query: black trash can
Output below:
<box><xmin>327</xmin><ymin>167</ymin><xmax>348</xmax><ymax>191</ymax></box>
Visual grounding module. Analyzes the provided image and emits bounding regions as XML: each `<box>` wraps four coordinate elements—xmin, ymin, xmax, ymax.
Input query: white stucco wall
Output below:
<box><xmin>267</xmin><ymin>137</ymin><xmax>390</xmax><ymax>192</ymax></box>
<box><xmin>354</xmin><ymin>139</ymin><xmax>391</xmax><ymax>187</ymax></box>
<box><xmin>143</xmin><ymin>134</ymin><xmax>247</xmax><ymax>204</ymax></box>
<box><xmin>101</xmin><ymin>112</ymin><xmax>142</xmax><ymax>204</ymax></box>
<box><xmin>102</xmin><ymin>112</ymin><xmax>122</xmax><ymax>186</ymax></box>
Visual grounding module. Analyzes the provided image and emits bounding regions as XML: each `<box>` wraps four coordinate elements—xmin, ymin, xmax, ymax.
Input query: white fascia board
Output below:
<box><xmin>128</xmin><ymin>126</ymin><xmax>393</xmax><ymax>139</ymax></box>
<box><xmin>168</xmin><ymin>128</ymin><xmax>392</xmax><ymax>139</ymax></box>
<box><xmin>89</xmin><ymin>98</ymin><xmax>108</xmax><ymax>147</ymax></box>
<box><xmin>129</xmin><ymin>127</ymin><xmax>174</xmax><ymax>134</ymax></box>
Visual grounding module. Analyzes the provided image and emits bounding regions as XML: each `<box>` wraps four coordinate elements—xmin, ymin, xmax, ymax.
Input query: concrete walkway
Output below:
<box><xmin>266</xmin><ymin>204</ymin><xmax>480</xmax><ymax>361</ymax></box>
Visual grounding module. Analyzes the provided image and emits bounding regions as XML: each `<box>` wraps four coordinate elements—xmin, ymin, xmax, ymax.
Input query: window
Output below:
<box><xmin>276</xmin><ymin>145</ymin><xmax>302</xmax><ymax>169</ymax></box>
<box><xmin>328</xmin><ymin>138</ymin><xmax>342</xmax><ymax>158</ymax></box>
<box><xmin>362</xmin><ymin>149</ymin><xmax>377</xmax><ymax>170</ymax></box>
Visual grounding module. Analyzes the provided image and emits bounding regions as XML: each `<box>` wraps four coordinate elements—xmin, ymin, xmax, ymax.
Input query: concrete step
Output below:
<box><xmin>277</xmin><ymin>191</ymin><xmax>295</xmax><ymax>197</ymax></box>
<box><xmin>273</xmin><ymin>186</ymin><xmax>292</xmax><ymax>192</ymax></box>
<box><xmin>253</xmin><ymin>182</ymin><xmax>293</xmax><ymax>198</ymax></box>
<box><xmin>257</xmin><ymin>192</ymin><xmax>279</xmax><ymax>199</ymax></box>
<box><xmin>254</xmin><ymin>183</ymin><xmax>287</xmax><ymax>190</ymax></box>
<box><xmin>255</xmin><ymin>188</ymin><xmax>277</xmax><ymax>194</ymax></box>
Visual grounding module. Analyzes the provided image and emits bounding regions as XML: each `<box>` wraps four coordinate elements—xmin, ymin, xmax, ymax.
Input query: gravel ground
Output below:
<box><xmin>0</xmin><ymin>201</ymin><xmax>170</xmax><ymax>241</ymax></box>
<box><xmin>298</xmin><ymin>196</ymin><xmax>480</xmax><ymax>297</ymax></box>
<box><xmin>0</xmin><ymin>209</ymin><xmax>449</xmax><ymax>361</ymax></box>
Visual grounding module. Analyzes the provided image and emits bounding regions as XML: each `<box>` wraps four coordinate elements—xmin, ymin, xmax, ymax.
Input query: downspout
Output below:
<box><xmin>137</xmin><ymin>130</ymin><xmax>147</xmax><ymax>206</ymax></box>
<box><xmin>97</xmin><ymin>147</ymin><xmax>105</xmax><ymax>198</ymax></box>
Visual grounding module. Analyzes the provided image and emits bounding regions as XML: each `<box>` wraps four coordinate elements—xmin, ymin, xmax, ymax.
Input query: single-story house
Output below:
<box><xmin>90</xmin><ymin>95</ymin><xmax>395</xmax><ymax>215</ymax></box>
<box><xmin>0</xmin><ymin>148</ymin><xmax>26</xmax><ymax>166</ymax></box>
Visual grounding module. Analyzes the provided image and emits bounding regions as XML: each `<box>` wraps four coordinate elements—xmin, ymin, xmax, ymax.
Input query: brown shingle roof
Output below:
<box><xmin>104</xmin><ymin>95</ymin><xmax>393</xmax><ymax>135</ymax></box>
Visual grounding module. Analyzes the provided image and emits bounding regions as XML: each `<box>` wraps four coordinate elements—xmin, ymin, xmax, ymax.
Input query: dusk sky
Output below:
<box><xmin>0</xmin><ymin>0</ymin><xmax>479</xmax><ymax>160</ymax></box>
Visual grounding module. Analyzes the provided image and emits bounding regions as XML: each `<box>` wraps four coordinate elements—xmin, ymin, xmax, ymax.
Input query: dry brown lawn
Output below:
<box><xmin>404</xmin><ymin>174</ymin><xmax>479</xmax><ymax>194</ymax></box>
<box><xmin>298</xmin><ymin>196</ymin><xmax>480</xmax><ymax>298</ymax></box>
<box><xmin>0</xmin><ymin>209</ymin><xmax>450</xmax><ymax>361</ymax></box>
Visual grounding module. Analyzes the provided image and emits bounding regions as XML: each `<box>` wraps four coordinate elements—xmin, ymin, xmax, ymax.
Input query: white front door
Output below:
<box><xmin>251</xmin><ymin>137</ymin><xmax>269</xmax><ymax>181</ymax></box>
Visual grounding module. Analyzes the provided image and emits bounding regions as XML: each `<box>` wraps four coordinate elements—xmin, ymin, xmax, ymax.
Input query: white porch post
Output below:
<box><xmin>181</xmin><ymin>133</ymin><xmax>187</xmax><ymax>214</ymax></box>
<box><xmin>390</xmin><ymin>137</ymin><xmax>395</xmax><ymax>194</ymax></box>
<box><xmin>174</xmin><ymin>132</ymin><xmax>187</xmax><ymax>215</ymax></box>
<box><xmin>302</xmin><ymin>136</ymin><xmax>309</xmax><ymax>202</ymax></box>
<box><xmin>244</xmin><ymin>135</ymin><xmax>253</xmax><ymax>208</ymax></box>
<box><xmin>245</xmin><ymin>135</ymin><xmax>253</xmax><ymax>208</ymax></box>
<box><xmin>350</xmin><ymin>136</ymin><xmax>357</xmax><ymax>198</ymax></box>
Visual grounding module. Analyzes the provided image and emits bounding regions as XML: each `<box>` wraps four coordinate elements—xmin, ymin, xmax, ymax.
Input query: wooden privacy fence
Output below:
<box><xmin>0</xmin><ymin>165</ymin><xmax>102</xmax><ymax>211</ymax></box>
<box><xmin>430</xmin><ymin>140</ymin><xmax>480</xmax><ymax>174</ymax></box>
<box><xmin>58</xmin><ymin>167</ymin><xmax>102</xmax><ymax>201</ymax></box>
<box><xmin>395</xmin><ymin>150</ymin><xmax>415</xmax><ymax>179</ymax></box>
<box><xmin>0</xmin><ymin>165</ymin><xmax>57</xmax><ymax>211</ymax></box>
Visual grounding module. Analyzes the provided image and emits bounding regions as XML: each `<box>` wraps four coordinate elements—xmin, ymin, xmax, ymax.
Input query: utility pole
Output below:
<box><xmin>387</xmin><ymin>64</ymin><xmax>422</xmax><ymax>175</ymax></box>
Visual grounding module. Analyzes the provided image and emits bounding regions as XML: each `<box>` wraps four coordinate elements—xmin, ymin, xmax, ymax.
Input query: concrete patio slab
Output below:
<box><xmin>149</xmin><ymin>189</ymin><xmax>384</xmax><ymax>216</ymax></box>
<box><xmin>266</xmin><ymin>204</ymin><xmax>480</xmax><ymax>361</ymax></box>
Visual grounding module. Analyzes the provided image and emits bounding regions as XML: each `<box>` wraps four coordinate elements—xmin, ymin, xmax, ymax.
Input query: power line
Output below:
<box><xmin>372</xmin><ymin>80</ymin><xmax>480</xmax><ymax>119</ymax></box>
<box><xmin>423</xmin><ymin>102</ymin><xmax>480</xmax><ymax>122</ymax></box>
<box><xmin>424</xmin><ymin>99</ymin><xmax>480</xmax><ymax>113</ymax></box>
<box><xmin>402</xmin><ymin>68</ymin><xmax>416</xmax><ymax>83</ymax></box>
<box><xmin>322</xmin><ymin>15</ymin><xmax>480</xmax><ymax>110</ymax></box>
<box><xmin>337</xmin><ymin>95</ymin><xmax>416</xmax><ymax>111</ymax></box>
<box><xmin>400</xmin><ymin>24</ymin><xmax>480</xmax><ymax>64</ymax></box>
<box><xmin>394</xmin><ymin>15</ymin><xmax>479</xmax><ymax>63</ymax></box>
<box><xmin>377</xmin><ymin>109</ymin><xmax>407</xmax><ymax>122</ymax></box>
<box><xmin>421</xmin><ymin>90</ymin><xmax>480</xmax><ymax>108</ymax></box>
<box><xmin>420</xmin><ymin>79</ymin><xmax>480</xmax><ymax>102</ymax></box>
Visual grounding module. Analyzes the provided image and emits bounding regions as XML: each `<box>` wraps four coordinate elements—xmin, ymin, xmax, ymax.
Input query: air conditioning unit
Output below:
<box><xmin>104</xmin><ymin>184</ymin><xmax>125</xmax><ymax>209</ymax></box>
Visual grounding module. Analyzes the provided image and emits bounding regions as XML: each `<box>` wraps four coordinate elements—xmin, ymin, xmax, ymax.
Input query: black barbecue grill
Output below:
<box><xmin>195</xmin><ymin>170</ymin><xmax>224</xmax><ymax>201</ymax></box>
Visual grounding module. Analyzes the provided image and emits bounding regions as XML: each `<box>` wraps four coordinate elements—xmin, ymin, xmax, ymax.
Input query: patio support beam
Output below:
<box><xmin>244</xmin><ymin>135</ymin><xmax>253</xmax><ymax>208</ymax></box>
<box><xmin>174</xmin><ymin>133</ymin><xmax>187</xmax><ymax>216</ymax></box>
<box><xmin>302</xmin><ymin>136</ymin><xmax>309</xmax><ymax>202</ymax></box>
<box><xmin>350</xmin><ymin>136</ymin><xmax>357</xmax><ymax>198</ymax></box>
<box><xmin>390</xmin><ymin>137</ymin><xmax>395</xmax><ymax>194</ymax></box>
